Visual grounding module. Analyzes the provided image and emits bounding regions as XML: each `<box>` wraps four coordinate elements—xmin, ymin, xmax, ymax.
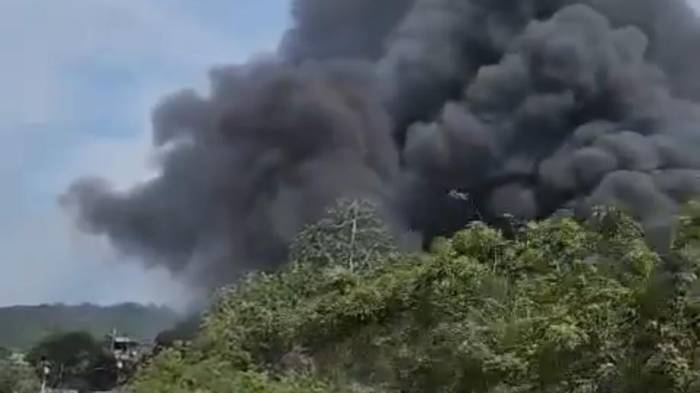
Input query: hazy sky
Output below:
<box><xmin>0</xmin><ymin>0</ymin><xmax>288</xmax><ymax>308</ymax></box>
<box><xmin>1</xmin><ymin>1</ymin><xmax>699</xmax><ymax>308</ymax></box>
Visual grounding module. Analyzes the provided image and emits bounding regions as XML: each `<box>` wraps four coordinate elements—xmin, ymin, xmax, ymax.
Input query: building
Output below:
<box><xmin>105</xmin><ymin>329</ymin><xmax>147</xmax><ymax>371</ymax></box>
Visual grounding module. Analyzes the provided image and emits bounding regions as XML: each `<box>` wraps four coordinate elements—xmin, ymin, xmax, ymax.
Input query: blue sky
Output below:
<box><xmin>0</xmin><ymin>0</ymin><xmax>289</xmax><ymax>308</ymax></box>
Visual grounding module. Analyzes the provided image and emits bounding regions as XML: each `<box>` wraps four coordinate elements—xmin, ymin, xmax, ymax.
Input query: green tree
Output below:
<box><xmin>290</xmin><ymin>199</ymin><xmax>396</xmax><ymax>271</ymax></box>
<box><xmin>132</xmin><ymin>206</ymin><xmax>700</xmax><ymax>393</ymax></box>
<box><xmin>26</xmin><ymin>331</ymin><xmax>117</xmax><ymax>391</ymax></box>
<box><xmin>132</xmin><ymin>349</ymin><xmax>331</xmax><ymax>393</ymax></box>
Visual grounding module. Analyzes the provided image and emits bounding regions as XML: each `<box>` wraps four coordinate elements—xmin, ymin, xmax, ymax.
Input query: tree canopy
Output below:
<box><xmin>26</xmin><ymin>331</ymin><xmax>118</xmax><ymax>391</ymax></box>
<box><xmin>131</xmin><ymin>201</ymin><xmax>700</xmax><ymax>393</ymax></box>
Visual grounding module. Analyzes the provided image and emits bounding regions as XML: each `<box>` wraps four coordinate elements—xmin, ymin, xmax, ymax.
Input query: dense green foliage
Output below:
<box><xmin>131</xmin><ymin>201</ymin><xmax>700</xmax><ymax>393</ymax></box>
<box><xmin>0</xmin><ymin>303</ymin><xmax>179</xmax><ymax>350</ymax></box>
<box><xmin>0</xmin><ymin>358</ymin><xmax>40</xmax><ymax>393</ymax></box>
<box><xmin>26</xmin><ymin>331</ymin><xmax>119</xmax><ymax>391</ymax></box>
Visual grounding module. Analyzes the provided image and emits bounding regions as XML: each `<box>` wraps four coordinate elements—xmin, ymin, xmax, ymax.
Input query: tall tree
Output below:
<box><xmin>290</xmin><ymin>199</ymin><xmax>396</xmax><ymax>271</ymax></box>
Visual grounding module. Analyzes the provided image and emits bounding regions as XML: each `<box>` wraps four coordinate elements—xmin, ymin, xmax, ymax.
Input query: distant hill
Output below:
<box><xmin>0</xmin><ymin>303</ymin><xmax>180</xmax><ymax>351</ymax></box>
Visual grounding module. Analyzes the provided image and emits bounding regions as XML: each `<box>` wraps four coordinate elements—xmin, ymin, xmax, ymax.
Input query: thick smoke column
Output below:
<box><xmin>400</xmin><ymin>2</ymin><xmax>700</xmax><ymax>240</ymax></box>
<box><xmin>66</xmin><ymin>61</ymin><xmax>398</xmax><ymax>286</ymax></box>
<box><xmin>281</xmin><ymin>0</ymin><xmax>413</xmax><ymax>61</ymax></box>
<box><xmin>65</xmin><ymin>0</ymin><xmax>700</xmax><ymax>287</ymax></box>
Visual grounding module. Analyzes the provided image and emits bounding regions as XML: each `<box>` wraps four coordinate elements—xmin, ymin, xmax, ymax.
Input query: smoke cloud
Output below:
<box><xmin>65</xmin><ymin>61</ymin><xmax>398</xmax><ymax>286</ymax></box>
<box><xmin>64</xmin><ymin>0</ymin><xmax>700</xmax><ymax>287</ymax></box>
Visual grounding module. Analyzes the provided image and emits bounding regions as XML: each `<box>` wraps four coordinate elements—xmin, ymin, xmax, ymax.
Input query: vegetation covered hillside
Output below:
<box><xmin>132</xmin><ymin>200</ymin><xmax>700</xmax><ymax>393</ymax></box>
<box><xmin>0</xmin><ymin>358</ymin><xmax>39</xmax><ymax>393</ymax></box>
<box><xmin>0</xmin><ymin>303</ymin><xmax>179</xmax><ymax>350</ymax></box>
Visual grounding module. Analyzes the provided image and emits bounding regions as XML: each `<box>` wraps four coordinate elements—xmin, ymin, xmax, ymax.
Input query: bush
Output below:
<box><xmin>0</xmin><ymin>359</ymin><xmax>40</xmax><ymax>393</ymax></box>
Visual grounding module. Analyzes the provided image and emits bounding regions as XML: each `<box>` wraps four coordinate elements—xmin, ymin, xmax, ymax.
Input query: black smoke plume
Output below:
<box><xmin>64</xmin><ymin>0</ymin><xmax>700</xmax><ymax>287</ymax></box>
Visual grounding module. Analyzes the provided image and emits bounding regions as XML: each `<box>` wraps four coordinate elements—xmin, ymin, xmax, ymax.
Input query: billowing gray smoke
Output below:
<box><xmin>65</xmin><ymin>61</ymin><xmax>398</xmax><ymax>285</ymax></box>
<box><xmin>64</xmin><ymin>0</ymin><xmax>700</xmax><ymax>287</ymax></box>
